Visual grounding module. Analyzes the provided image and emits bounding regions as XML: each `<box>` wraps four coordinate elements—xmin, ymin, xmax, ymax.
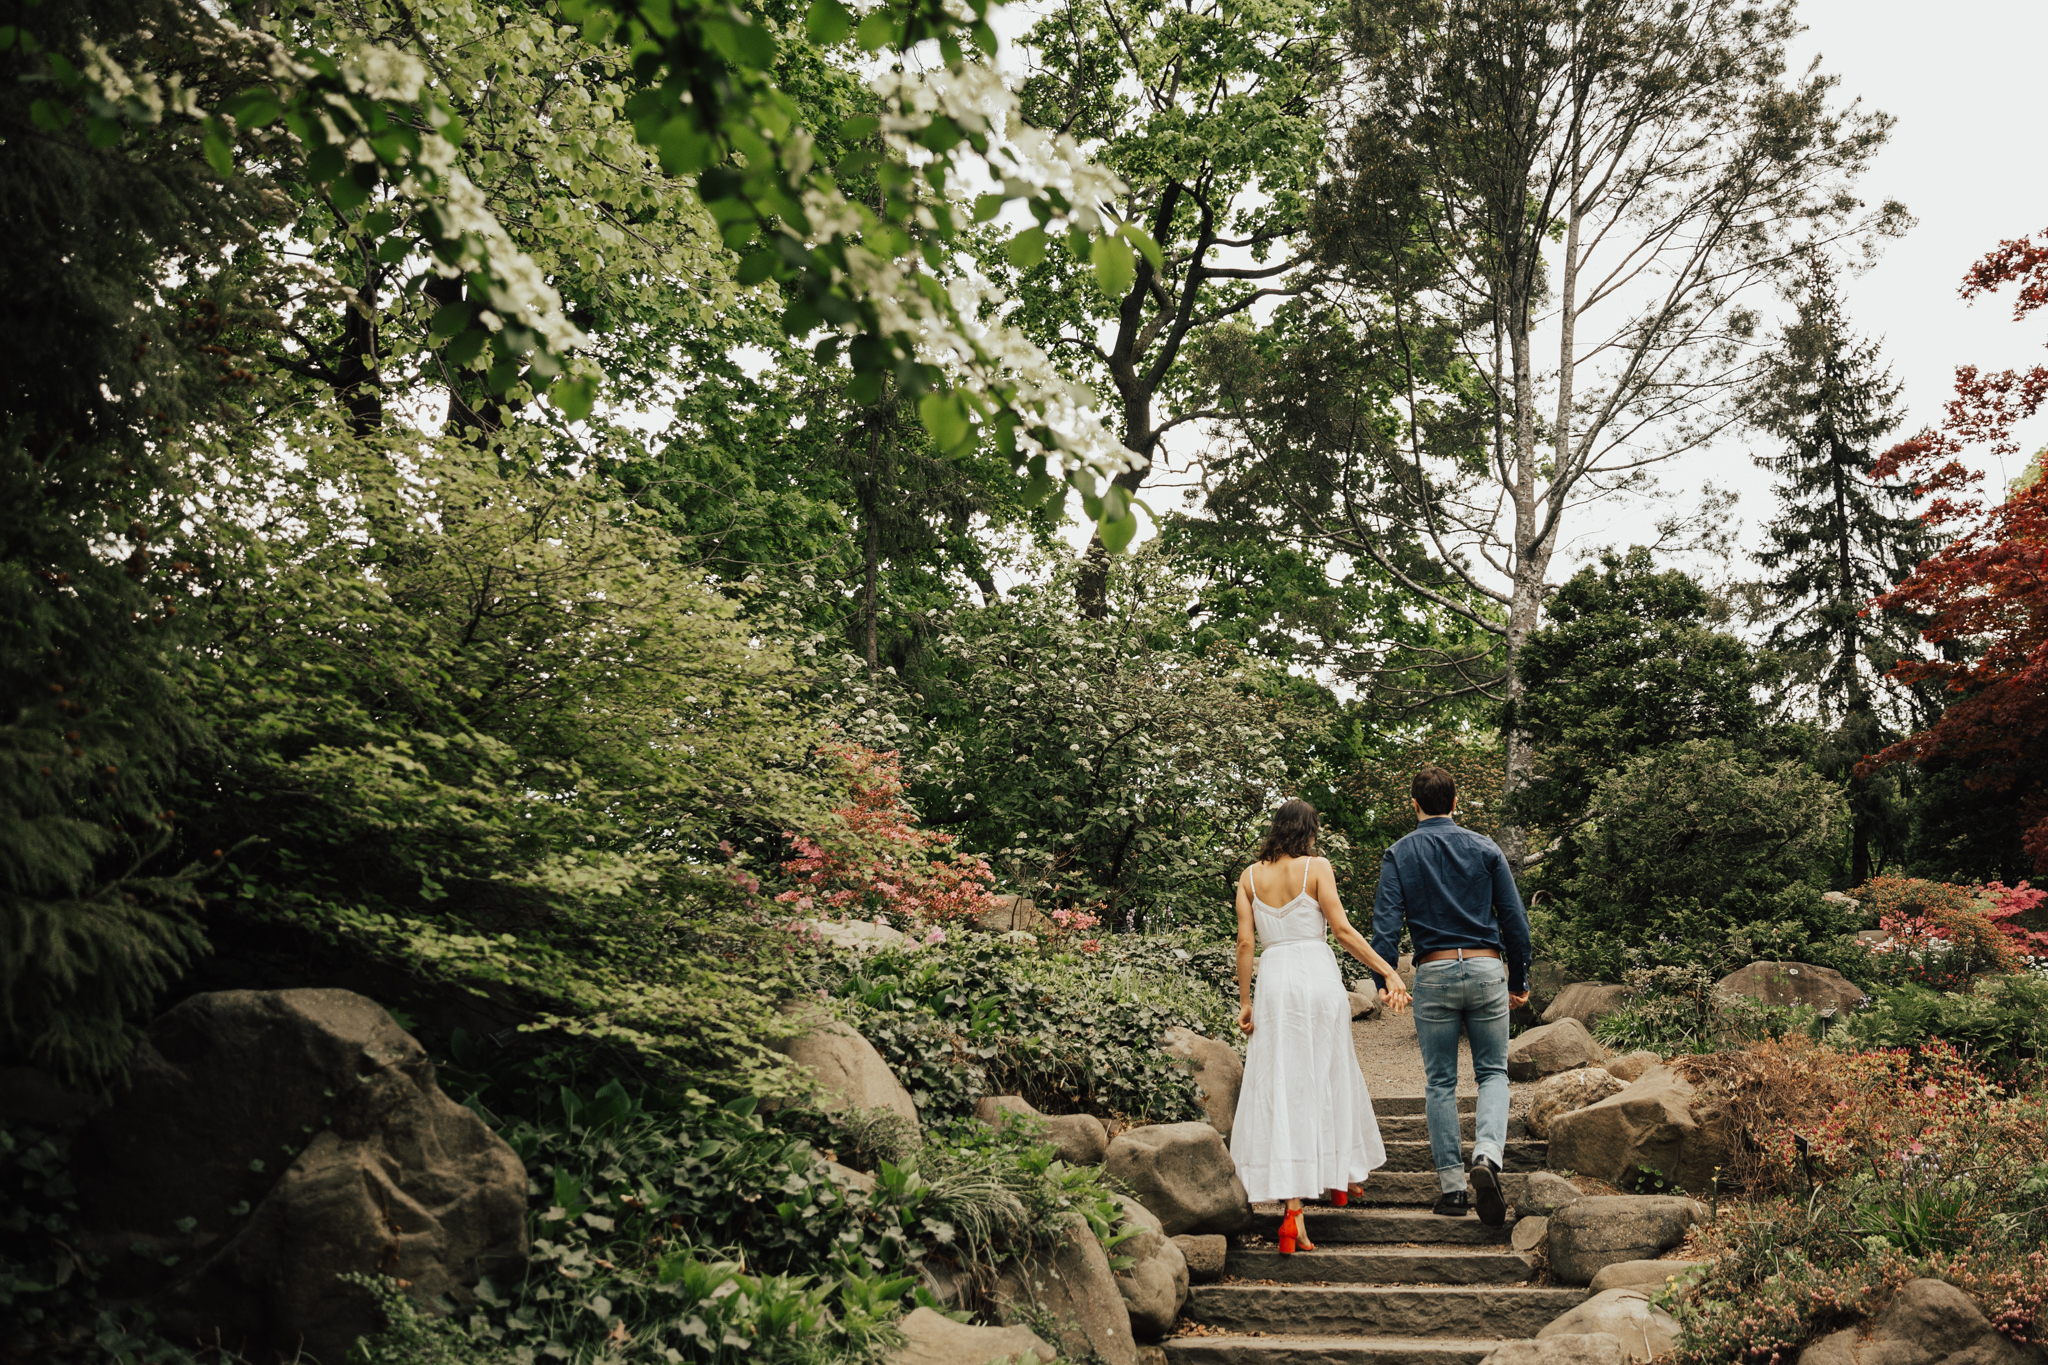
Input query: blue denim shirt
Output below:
<box><xmin>1369</xmin><ymin>817</ymin><xmax>1532</xmax><ymax>994</ymax></box>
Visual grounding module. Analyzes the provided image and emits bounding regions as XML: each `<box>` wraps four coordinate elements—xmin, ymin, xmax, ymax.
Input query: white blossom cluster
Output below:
<box><xmin>783</xmin><ymin>60</ymin><xmax>1141</xmax><ymax>480</ymax></box>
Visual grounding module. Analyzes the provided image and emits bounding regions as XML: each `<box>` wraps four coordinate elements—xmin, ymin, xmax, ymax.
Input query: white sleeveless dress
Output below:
<box><xmin>1229</xmin><ymin>860</ymin><xmax>1387</xmax><ymax>1203</ymax></box>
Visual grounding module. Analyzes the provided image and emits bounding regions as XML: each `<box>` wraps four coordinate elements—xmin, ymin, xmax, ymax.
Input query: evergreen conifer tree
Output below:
<box><xmin>1747</xmin><ymin>251</ymin><xmax>1933</xmax><ymax>881</ymax></box>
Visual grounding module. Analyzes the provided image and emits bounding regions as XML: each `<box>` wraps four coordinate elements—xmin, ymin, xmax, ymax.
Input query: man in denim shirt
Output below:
<box><xmin>1369</xmin><ymin>765</ymin><xmax>1532</xmax><ymax>1224</ymax></box>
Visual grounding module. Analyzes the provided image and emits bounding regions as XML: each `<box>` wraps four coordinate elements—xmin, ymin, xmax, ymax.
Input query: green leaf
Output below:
<box><xmin>805</xmin><ymin>0</ymin><xmax>853</xmax><ymax>45</ymax></box>
<box><xmin>1005</xmin><ymin>228</ymin><xmax>1048</xmax><ymax>269</ymax></box>
<box><xmin>839</xmin><ymin>115</ymin><xmax>880</xmax><ymax>142</ymax></box>
<box><xmin>1092</xmin><ymin>233</ymin><xmax>1136</xmax><ymax>299</ymax></box>
<box><xmin>223</xmin><ymin>87</ymin><xmax>283</xmax><ymax>128</ymax></box>
<box><xmin>485</xmin><ymin>359</ymin><xmax>521</xmax><ymax>393</ymax></box>
<box><xmin>656</xmin><ymin>117</ymin><xmax>711</xmax><ymax>176</ymax></box>
<box><xmin>444</xmin><ymin>327</ymin><xmax>489</xmax><ymax>366</ymax></box>
<box><xmin>974</xmin><ymin>194</ymin><xmax>1006</xmax><ymax>222</ymax></box>
<box><xmin>429</xmin><ymin>303</ymin><xmax>474</xmax><ymax>340</ymax></box>
<box><xmin>29</xmin><ymin>99</ymin><xmax>72</xmax><ymax>132</ymax></box>
<box><xmin>1121</xmin><ymin>223</ymin><xmax>1164</xmax><ymax>272</ymax></box>
<box><xmin>202</xmin><ymin>131</ymin><xmax>234</xmax><ymax>178</ymax></box>
<box><xmin>919</xmin><ymin>392</ymin><xmax>972</xmax><ymax>454</ymax></box>
<box><xmin>736</xmin><ymin>249</ymin><xmax>780</xmax><ymax>286</ymax></box>
<box><xmin>855</xmin><ymin>11</ymin><xmax>896</xmax><ymax>52</ymax></box>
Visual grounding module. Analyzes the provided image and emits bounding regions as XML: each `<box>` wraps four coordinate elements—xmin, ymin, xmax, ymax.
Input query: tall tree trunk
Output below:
<box><xmin>336</xmin><ymin>254</ymin><xmax>383</xmax><ymax>439</ymax></box>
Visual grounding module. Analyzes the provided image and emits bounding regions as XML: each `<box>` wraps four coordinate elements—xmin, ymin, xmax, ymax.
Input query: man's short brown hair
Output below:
<box><xmin>1412</xmin><ymin>765</ymin><xmax>1457</xmax><ymax>816</ymax></box>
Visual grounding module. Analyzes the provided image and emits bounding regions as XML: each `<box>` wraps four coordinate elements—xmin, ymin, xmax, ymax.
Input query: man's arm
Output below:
<box><xmin>1491</xmin><ymin>848</ymin><xmax>1533</xmax><ymax>999</ymax></box>
<box><xmin>1370</xmin><ymin>851</ymin><xmax>1405</xmax><ymax>994</ymax></box>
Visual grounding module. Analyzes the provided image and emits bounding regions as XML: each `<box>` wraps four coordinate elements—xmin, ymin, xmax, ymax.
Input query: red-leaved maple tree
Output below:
<box><xmin>1864</xmin><ymin>225</ymin><xmax>2048</xmax><ymax>872</ymax></box>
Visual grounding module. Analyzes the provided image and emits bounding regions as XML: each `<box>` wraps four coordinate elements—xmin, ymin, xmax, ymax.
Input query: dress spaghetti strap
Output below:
<box><xmin>1300</xmin><ymin>857</ymin><xmax>1311</xmax><ymax>899</ymax></box>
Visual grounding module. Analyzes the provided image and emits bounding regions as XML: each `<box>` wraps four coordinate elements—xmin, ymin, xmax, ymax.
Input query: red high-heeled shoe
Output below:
<box><xmin>1326</xmin><ymin>1188</ymin><xmax>1349</xmax><ymax>1207</ymax></box>
<box><xmin>1277</xmin><ymin>1207</ymin><xmax>1316</xmax><ymax>1254</ymax></box>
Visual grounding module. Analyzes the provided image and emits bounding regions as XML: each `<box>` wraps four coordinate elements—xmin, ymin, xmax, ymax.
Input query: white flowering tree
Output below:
<box><xmin>23</xmin><ymin>0</ymin><xmax>1152</xmax><ymax>540</ymax></box>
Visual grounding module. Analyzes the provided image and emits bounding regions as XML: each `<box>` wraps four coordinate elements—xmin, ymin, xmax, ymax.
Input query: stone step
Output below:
<box><xmin>1372</xmin><ymin>1095</ymin><xmax>1476</xmax><ymax>1116</ymax></box>
<box><xmin>1167</xmin><ymin>1335</ymin><xmax>1500</xmax><ymax>1365</ymax></box>
<box><xmin>1185</xmin><ymin>1284</ymin><xmax>1590</xmax><ymax>1339</ymax></box>
<box><xmin>1282</xmin><ymin>1170</ymin><xmax>1532</xmax><ymax>1208</ymax></box>
<box><xmin>1376</xmin><ymin>1140</ymin><xmax>1547</xmax><ymax>1173</ymax></box>
<box><xmin>1248</xmin><ymin>1207</ymin><xmax>1517</xmax><ymax>1245</ymax></box>
<box><xmin>1375</xmin><ymin>1114</ymin><xmax>1529</xmax><ymax>1142</ymax></box>
<box><xmin>1226</xmin><ymin>1245</ymin><xmax>1534</xmax><ymax>1286</ymax></box>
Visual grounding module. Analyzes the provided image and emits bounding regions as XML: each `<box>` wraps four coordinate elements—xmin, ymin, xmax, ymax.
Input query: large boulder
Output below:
<box><xmin>1527</xmin><ymin>963</ymin><xmax>1569</xmax><ymax>1016</ymax></box>
<box><xmin>1480</xmin><ymin>1336</ymin><xmax>1629</xmax><ymax>1365</ymax></box>
<box><xmin>1109</xmin><ymin>1196</ymin><xmax>1190</xmax><ymax>1341</ymax></box>
<box><xmin>70</xmin><ymin>989</ymin><xmax>528</xmax><ymax>1364</ymax></box>
<box><xmin>1524</xmin><ymin>1067</ymin><xmax>1624</xmax><ymax>1136</ymax></box>
<box><xmin>1545</xmin><ymin>1196</ymin><xmax>1701</xmax><ymax>1287</ymax></box>
<box><xmin>805</xmin><ymin>918</ymin><xmax>909</xmax><ymax>954</ymax></box>
<box><xmin>890</xmin><ymin>1306</ymin><xmax>1054</xmax><ymax>1365</ymax></box>
<box><xmin>770</xmin><ymin>1007</ymin><xmax>921</xmax><ymax>1132</ymax></box>
<box><xmin>978</xmin><ymin>895</ymin><xmax>1043</xmax><ymax>934</ymax></box>
<box><xmin>1537</xmin><ymin>1289</ymin><xmax>1680</xmax><ymax>1364</ymax></box>
<box><xmin>1542</xmin><ymin>983</ymin><xmax>1629</xmax><ymax>1030</ymax></box>
<box><xmin>1104</xmin><ymin>1122</ymin><xmax>1252</xmax><ymax>1236</ymax></box>
<box><xmin>1172</xmin><ymin>1235</ymin><xmax>1227</xmax><ymax>1284</ymax></box>
<box><xmin>1589</xmin><ymin>1259</ymin><xmax>1709</xmax><ymax>1292</ymax></box>
<box><xmin>1160</xmin><ymin>1028</ymin><xmax>1244</xmax><ymax>1138</ymax></box>
<box><xmin>1347</xmin><ymin>990</ymin><xmax>1382</xmax><ymax>1020</ymax></box>
<box><xmin>1508</xmin><ymin>1018</ymin><xmax>1607</xmax><ymax>1081</ymax></box>
<box><xmin>1517</xmin><ymin>1171</ymin><xmax>1584</xmax><ymax>1218</ymax></box>
<box><xmin>1545</xmin><ymin>1066</ymin><xmax>1734</xmax><ymax>1192</ymax></box>
<box><xmin>1798</xmin><ymin>1278</ymin><xmax>2036</xmax><ymax>1365</ymax></box>
<box><xmin>994</xmin><ymin>1211</ymin><xmax>1140</xmax><ymax>1365</ymax></box>
<box><xmin>974</xmin><ymin>1094</ymin><xmax>1107</xmax><ymax>1165</ymax></box>
<box><xmin>1716</xmin><ymin>961</ymin><xmax>1867</xmax><ymax>1021</ymax></box>
<box><xmin>1048</xmin><ymin>1114</ymin><xmax>1111</xmax><ymax>1166</ymax></box>
<box><xmin>1602</xmin><ymin>1051</ymin><xmax>1661</xmax><ymax>1084</ymax></box>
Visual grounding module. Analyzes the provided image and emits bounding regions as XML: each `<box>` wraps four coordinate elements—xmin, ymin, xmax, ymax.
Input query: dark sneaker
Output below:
<box><xmin>1469</xmin><ymin>1156</ymin><xmax>1507</xmax><ymax>1226</ymax></box>
<box><xmin>1431</xmin><ymin>1189</ymin><xmax>1471</xmax><ymax>1218</ymax></box>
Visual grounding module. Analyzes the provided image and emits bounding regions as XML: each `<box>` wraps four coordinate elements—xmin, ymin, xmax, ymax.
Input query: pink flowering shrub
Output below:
<box><xmin>1983</xmin><ymin>880</ymin><xmax>2048</xmax><ymax>960</ymax></box>
<box><xmin>774</xmin><ymin>741</ymin><xmax>1003</xmax><ymax>934</ymax></box>
<box><xmin>1850</xmin><ymin>877</ymin><xmax>2020</xmax><ymax>988</ymax></box>
<box><xmin>1042</xmin><ymin>905</ymin><xmax>1103</xmax><ymax>953</ymax></box>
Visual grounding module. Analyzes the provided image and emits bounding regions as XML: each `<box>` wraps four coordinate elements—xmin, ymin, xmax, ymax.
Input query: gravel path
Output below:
<box><xmin>1349</xmin><ymin>996</ymin><xmax>1539</xmax><ymax>1107</ymax></box>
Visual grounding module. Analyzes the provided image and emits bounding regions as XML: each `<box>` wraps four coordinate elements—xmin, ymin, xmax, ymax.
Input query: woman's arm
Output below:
<box><xmin>1235</xmin><ymin>871</ymin><xmax>1256</xmax><ymax>1035</ymax></box>
<box><xmin>1315</xmin><ymin>859</ymin><xmax>1410</xmax><ymax>1013</ymax></box>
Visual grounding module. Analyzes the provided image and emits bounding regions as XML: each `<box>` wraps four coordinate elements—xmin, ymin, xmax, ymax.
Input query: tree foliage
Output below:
<box><xmin>1866</xmin><ymin>224</ymin><xmax>2048</xmax><ymax>875</ymax></box>
<box><xmin>908</xmin><ymin>553</ymin><xmax>1315</xmax><ymax>931</ymax></box>
<box><xmin>1747</xmin><ymin>251</ymin><xmax>1932</xmax><ymax>880</ymax></box>
<box><xmin>1544</xmin><ymin>739</ymin><xmax>1851</xmax><ymax>978</ymax></box>
<box><xmin>1511</xmin><ymin>548</ymin><xmax>1780</xmax><ymax>885</ymax></box>
<box><xmin>1329</xmin><ymin>0</ymin><xmax>1900</xmax><ymax>858</ymax></box>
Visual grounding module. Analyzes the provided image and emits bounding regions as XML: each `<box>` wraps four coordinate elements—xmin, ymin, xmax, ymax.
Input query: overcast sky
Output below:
<box><xmin>1621</xmin><ymin>0</ymin><xmax>2048</xmax><ymax>573</ymax></box>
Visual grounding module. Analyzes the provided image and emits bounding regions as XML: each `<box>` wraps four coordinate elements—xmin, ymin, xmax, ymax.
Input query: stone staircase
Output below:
<box><xmin>1164</xmin><ymin>1097</ymin><xmax>1586</xmax><ymax>1365</ymax></box>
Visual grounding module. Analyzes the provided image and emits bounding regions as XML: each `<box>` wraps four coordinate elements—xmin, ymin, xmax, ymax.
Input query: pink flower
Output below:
<box><xmin>1081</xmin><ymin>939</ymin><xmax>1102</xmax><ymax>953</ymax></box>
<box><xmin>924</xmin><ymin>927</ymin><xmax>947</xmax><ymax>946</ymax></box>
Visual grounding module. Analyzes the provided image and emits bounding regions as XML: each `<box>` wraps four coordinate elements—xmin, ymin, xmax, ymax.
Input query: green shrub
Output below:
<box><xmin>818</xmin><ymin>935</ymin><xmax>1231</xmax><ymax>1121</ymax></box>
<box><xmin>1831</xmin><ymin>977</ymin><xmax>2048</xmax><ymax>1082</ymax></box>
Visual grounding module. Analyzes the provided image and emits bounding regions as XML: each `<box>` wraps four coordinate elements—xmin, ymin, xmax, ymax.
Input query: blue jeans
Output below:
<box><xmin>1412</xmin><ymin>957</ymin><xmax>1510</xmax><ymax>1192</ymax></box>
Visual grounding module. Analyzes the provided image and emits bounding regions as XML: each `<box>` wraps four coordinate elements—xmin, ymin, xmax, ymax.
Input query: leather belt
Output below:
<box><xmin>1415</xmin><ymin>948</ymin><xmax>1501</xmax><ymax>964</ymax></box>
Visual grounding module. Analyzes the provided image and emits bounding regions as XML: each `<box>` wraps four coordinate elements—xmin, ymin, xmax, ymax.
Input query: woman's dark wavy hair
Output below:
<box><xmin>1254</xmin><ymin>798</ymin><xmax>1319</xmax><ymax>862</ymax></box>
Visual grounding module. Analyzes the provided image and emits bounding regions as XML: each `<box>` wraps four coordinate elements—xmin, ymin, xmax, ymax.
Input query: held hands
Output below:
<box><xmin>1379</xmin><ymin>984</ymin><xmax>1411</xmax><ymax>1015</ymax></box>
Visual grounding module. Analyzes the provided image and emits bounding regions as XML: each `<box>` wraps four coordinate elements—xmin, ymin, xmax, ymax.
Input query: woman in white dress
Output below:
<box><xmin>1231</xmin><ymin>798</ymin><xmax>1410</xmax><ymax>1253</ymax></box>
